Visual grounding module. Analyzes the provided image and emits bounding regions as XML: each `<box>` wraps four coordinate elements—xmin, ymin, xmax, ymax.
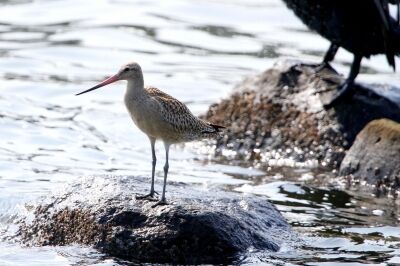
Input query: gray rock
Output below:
<box><xmin>204</xmin><ymin>60</ymin><xmax>400</xmax><ymax>168</ymax></box>
<box><xmin>340</xmin><ymin>119</ymin><xmax>400</xmax><ymax>191</ymax></box>
<box><xmin>16</xmin><ymin>175</ymin><xmax>290</xmax><ymax>264</ymax></box>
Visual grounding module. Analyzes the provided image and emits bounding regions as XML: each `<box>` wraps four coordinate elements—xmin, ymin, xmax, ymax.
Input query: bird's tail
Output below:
<box><xmin>209</xmin><ymin>123</ymin><xmax>225</xmax><ymax>132</ymax></box>
<box><xmin>202</xmin><ymin>122</ymin><xmax>225</xmax><ymax>134</ymax></box>
<box><xmin>393</xmin><ymin>26</ymin><xmax>400</xmax><ymax>67</ymax></box>
<box><xmin>374</xmin><ymin>0</ymin><xmax>400</xmax><ymax>70</ymax></box>
<box><xmin>395</xmin><ymin>0</ymin><xmax>400</xmax><ymax>52</ymax></box>
<box><xmin>395</xmin><ymin>23</ymin><xmax>400</xmax><ymax>55</ymax></box>
<box><xmin>386</xmin><ymin>32</ymin><xmax>398</xmax><ymax>71</ymax></box>
<box><xmin>391</xmin><ymin>2</ymin><xmax>400</xmax><ymax>58</ymax></box>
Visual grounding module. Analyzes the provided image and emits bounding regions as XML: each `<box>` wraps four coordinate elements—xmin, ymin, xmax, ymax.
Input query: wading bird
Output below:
<box><xmin>282</xmin><ymin>0</ymin><xmax>400</xmax><ymax>108</ymax></box>
<box><xmin>76</xmin><ymin>62</ymin><xmax>224</xmax><ymax>206</ymax></box>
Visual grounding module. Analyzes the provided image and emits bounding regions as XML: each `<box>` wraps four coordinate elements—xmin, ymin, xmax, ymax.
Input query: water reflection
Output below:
<box><xmin>0</xmin><ymin>0</ymin><xmax>399</xmax><ymax>265</ymax></box>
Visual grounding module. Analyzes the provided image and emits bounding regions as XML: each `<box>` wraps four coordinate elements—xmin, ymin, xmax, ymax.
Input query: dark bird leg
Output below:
<box><xmin>136</xmin><ymin>137</ymin><xmax>158</xmax><ymax>201</ymax></box>
<box><xmin>324</xmin><ymin>54</ymin><xmax>362</xmax><ymax>109</ymax></box>
<box><xmin>314</xmin><ymin>43</ymin><xmax>339</xmax><ymax>73</ymax></box>
<box><xmin>296</xmin><ymin>43</ymin><xmax>339</xmax><ymax>76</ymax></box>
<box><xmin>323</xmin><ymin>43</ymin><xmax>339</xmax><ymax>64</ymax></box>
<box><xmin>293</xmin><ymin>44</ymin><xmax>338</xmax><ymax>70</ymax></box>
<box><xmin>152</xmin><ymin>143</ymin><xmax>170</xmax><ymax>207</ymax></box>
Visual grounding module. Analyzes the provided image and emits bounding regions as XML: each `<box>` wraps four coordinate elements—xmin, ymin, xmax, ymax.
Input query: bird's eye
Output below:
<box><xmin>123</xmin><ymin>67</ymin><xmax>129</xmax><ymax>72</ymax></box>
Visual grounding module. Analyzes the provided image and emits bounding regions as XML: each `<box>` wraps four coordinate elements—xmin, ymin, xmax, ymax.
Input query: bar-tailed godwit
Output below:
<box><xmin>76</xmin><ymin>62</ymin><xmax>225</xmax><ymax>206</ymax></box>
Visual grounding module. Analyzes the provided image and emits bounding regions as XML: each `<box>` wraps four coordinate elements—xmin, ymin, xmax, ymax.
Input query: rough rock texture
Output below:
<box><xmin>340</xmin><ymin>119</ymin><xmax>400</xmax><ymax>190</ymax></box>
<box><xmin>204</xmin><ymin>60</ymin><xmax>400</xmax><ymax>168</ymax></box>
<box><xmin>16</xmin><ymin>175</ymin><xmax>290</xmax><ymax>264</ymax></box>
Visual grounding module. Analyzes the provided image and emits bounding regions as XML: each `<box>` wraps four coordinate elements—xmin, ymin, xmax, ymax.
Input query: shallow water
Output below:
<box><xmin>0</xmin><ymin>0</ymin><xmax>399</xmax><ymax>265</ymax></box>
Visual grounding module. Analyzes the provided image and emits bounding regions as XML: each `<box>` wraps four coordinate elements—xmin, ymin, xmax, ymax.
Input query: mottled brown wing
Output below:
<box><xmin>145</xmin><ymin>87</ymin><xmax>175</xmax><ymax>100</ymax></box>
<box><xmin>145</xmin><ymin>87</ymin><xmax>211</xmax><ymax>134</ymax></box>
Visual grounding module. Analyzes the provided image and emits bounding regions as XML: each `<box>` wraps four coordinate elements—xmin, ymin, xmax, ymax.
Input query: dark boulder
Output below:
<box><xmin>340</xmin><ymin>119</ymin><xmax>400</xmax><ymax>193</ymax></box>
<box><xmin>204</xmin><ymin>60</ymin><xmax>400</xmax><ymax>168</ymax></box>
<box><xmin>15</xmin><ymin>175</ymin><xmax>290</xmax><ymax>264</ymax></box>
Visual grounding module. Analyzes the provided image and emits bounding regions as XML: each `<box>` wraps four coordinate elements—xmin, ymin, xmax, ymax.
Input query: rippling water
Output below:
<box><xmin>0</xmin><ymin>0</ymin><xmax>400</xmax><ymax>265</ymax></box>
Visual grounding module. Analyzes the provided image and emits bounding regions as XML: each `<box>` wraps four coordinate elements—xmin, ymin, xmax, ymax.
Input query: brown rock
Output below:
<box><xmin>340</xmin><ymin>119</ymin><xmax>400</xmax><ymax>188</ymax></box>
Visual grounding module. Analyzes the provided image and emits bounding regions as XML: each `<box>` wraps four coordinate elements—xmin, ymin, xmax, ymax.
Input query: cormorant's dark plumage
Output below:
<box><xmin>282</xmin><ymin>0</ymin><xmax>400</xmax><ymax>107</ymax></box>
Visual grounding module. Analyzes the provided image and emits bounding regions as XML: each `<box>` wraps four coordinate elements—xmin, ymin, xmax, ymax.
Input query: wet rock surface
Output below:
<box><xmin>204</xmin><ymin>60</ymin><xmax>400</xmax><ymax>168</ymax></box>
<box><xmin>340</xmin><ymin>119</ymin><xmax>400</xmax><ymax>192</ymax></box>
<box><xmin>16</xmin><ymin>175</ymin><xmax>290</xmax><ymax>264</ymax></box>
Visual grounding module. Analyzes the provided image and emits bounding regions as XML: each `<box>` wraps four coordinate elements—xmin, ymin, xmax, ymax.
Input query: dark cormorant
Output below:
<box><xmin>281</xmin><ymin>0</ymin><xmax>400</xmax><ymax>108</ymax></box>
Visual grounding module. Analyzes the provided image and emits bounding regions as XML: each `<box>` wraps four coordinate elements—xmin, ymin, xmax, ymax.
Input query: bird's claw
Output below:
<box><xmin>323</xmin><ymin>81</ymin><xmax>355</xmax><ymax>109</ymax></box>
<box><xmin>290</xmin><ymin>62</ymin><xmax>319</xmax><ymax>73</ymax></box>
<box><xmin>136</xmin><ymin>192</ymin><xmax>158</xmax><ymax>201</ymax></box>
<box><xmin>151</xmin><ymin>199</ymin><xmax>168</xmax><ymax>208</ymax></box>
<box><xmin>291</xmin><ymin>62</ymin><xmax>335</xmax><ymax>78</ymax></box>
<box><xmin>314</xmin><ymin>62</ymin><xmax>335</xmax><ymax>73</ymax></box>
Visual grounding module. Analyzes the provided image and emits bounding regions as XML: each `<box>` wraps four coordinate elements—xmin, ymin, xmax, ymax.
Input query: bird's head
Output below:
<box><xmin>76</xmin><ymin>62</ymin><xmax>142</xmax><ymax>96</ymax></box>
<box><xmin>117</xmin><ymin>62</ymin><xmax>143</xmax><ymax>80</ymax></box>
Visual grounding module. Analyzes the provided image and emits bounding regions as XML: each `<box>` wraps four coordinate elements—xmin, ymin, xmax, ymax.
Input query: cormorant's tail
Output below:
<box><xmin>395</xmin><ymin>2</ymin><xmax>400</xmax><ymax>57</ymax></box>
<box><xmin>385</xmin><ymin>30</ymin><xmax>399</xmax><ymax>71</ymax></box>
<box><xmin>395</xmin><ymin>27</ymin><xmax>400</xmax><ymax>55</ymax></box>
<box><xmin>374</xmin><ymin>0</ymin><xmax>400</xmax><ymax>70</ymax></box>
<box><xmin>393</xmin><ymin>17</ymin><xmax>400</xmax><ymax>62</ymax></box>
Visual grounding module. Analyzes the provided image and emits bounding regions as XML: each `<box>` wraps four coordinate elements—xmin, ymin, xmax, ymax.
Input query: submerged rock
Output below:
<box><xmin>16</xmin><ymin>175</ymin><xmax>290</xmax><ymax>264</ymax></box>
<box><xmin>340</xmin><ymin>119</ymin><xmax>400</xmax><ymax>192</ymax></box>
<box><xmin>204</xmin><ymin>60</ymin><xmax>400</xmax><ymax>168</ymax></box>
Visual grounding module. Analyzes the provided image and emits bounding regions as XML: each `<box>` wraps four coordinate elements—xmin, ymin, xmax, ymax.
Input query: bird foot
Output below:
<box><xmin>136</xmin><ymin>192</ymin><xmax>158</xmax><ymax>201</ymax></box>
<box><xmin>312</xmin><ymin>74</ymin><xmax>343</xmax><ymax>95</ymax></box>
<box><xmin>316</xmin><ymin>62</ymin><xmax>336</xmax><ymax>72</ymax></box>
<box><xmin>151</xmin><ymin>199</ymin><xmax>168</xmax><ymax>208</ymax></box>
<box><xmin>292</xmin><ymin>62</ymin><xmax>335</xmax><ymax>78</ymax></box>
<box><xmin>293</xmin><ymin>62</ymin><xmax>320</xmax><ymax>69</ymax></box>
<box><xmin>323</xmin><ymin>81</ymin><xmax>355</xmax><ymax>109</ymax></box>
<box><xmin>290</xmin><ymin>62</ymin><xmax>319</xmax><ymax>73</ymax></box>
